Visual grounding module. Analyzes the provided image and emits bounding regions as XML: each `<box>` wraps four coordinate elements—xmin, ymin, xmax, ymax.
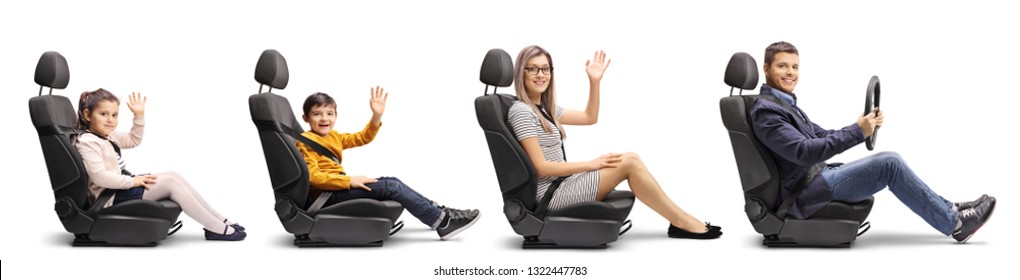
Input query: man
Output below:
<box><xmin>750</xmin><ymin>41</ymin><xmax>995</xmax><ymax>243</ymax></box>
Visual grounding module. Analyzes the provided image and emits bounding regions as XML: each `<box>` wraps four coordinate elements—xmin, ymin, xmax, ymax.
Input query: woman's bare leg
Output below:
<box><xmin>596</xmin><ymin>152</ymin><xmax>708</xmax><ymax>232</ymax></box>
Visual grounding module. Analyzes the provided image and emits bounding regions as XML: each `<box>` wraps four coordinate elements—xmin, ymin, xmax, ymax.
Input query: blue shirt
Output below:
<box><xmin>771</xmin><ymin>87</ymin><xmax>796</xmax><ymax>106</ymax></box>
<box><xmin>749</xmin><ymin>84</ymin><xmax>866</xmax><ymax>219</ymax></box>
<box><xmin>769</xmin><ymin>87</ymin><xmax>808</xmax><ymax>122</ymax></box>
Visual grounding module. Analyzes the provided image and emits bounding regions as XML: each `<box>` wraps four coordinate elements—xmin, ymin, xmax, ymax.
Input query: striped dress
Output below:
<box><xmin>507</xmin><ymin>101</ymin><xmax>599</xmax><ymax>211</ymax></box>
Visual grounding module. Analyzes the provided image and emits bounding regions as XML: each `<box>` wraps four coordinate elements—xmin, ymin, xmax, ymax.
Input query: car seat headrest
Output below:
<box><xmin>35</xmin><ymin>51</ymin><xmax>70</xmax><ymax>90</ymax></box>
<box><xmin>480</xmin><ymin>48</ymin><xmax>514</xmax><ymax>87</ymax></box>
<box><xmin>255</xmin><ymin>49</ymin><xmax>289</xmax><ymax>90</ymax></box>
<box><xmin>725</xmin><ymin>52</ymin><xmax>758</xmax><ymax>91</ymax></box>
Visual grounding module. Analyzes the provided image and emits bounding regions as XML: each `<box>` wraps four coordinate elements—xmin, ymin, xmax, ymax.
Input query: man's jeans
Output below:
<box><xmin>821</xmin><ymin>151</ymin><xmax>958</xmax><ymax>235</ymax></box>
<box><xmin>326</xmin><ymin>176</ymin><xmax>442</xmax><ymax>227</ymax></box>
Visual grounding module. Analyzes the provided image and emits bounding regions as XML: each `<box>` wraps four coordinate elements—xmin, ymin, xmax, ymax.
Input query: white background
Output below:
<box><xmin>2</xmin><ymin>0</ymin><xmax>1016</xmax><ymax>279</ymax></box>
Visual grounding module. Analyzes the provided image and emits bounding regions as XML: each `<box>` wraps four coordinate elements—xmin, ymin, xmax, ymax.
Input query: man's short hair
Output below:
<box><xmin>765</xmin><ymin>41</ymin><xmax>799</xmax><ymax>65</ymax></box>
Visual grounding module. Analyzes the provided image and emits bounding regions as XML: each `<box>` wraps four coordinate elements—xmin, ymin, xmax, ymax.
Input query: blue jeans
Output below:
<box><xmin>112</xmin><ymin>186</ymin><xmax>145</xmax><ymax>205</ymax></box>
<box><xmin>820</xmin><ymin>151</ymin><xmax>958</xmax><ymax>235</ymax></box>
<box><xmin>325</xmin><ymin>177</ymin><xmax>442</xmax><ymax>227</ymax></box>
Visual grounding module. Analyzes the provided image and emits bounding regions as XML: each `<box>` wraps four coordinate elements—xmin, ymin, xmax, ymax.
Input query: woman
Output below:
<box><xmin>506</xmin><ymin>46</ymin><xmax>721</xmax><ymax>239</ymax></box>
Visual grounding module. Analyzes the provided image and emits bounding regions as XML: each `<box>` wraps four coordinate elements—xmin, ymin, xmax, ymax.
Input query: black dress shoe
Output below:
<box><xmin>205</xmin><ymin>225</ymin><xmax>247</xmax><ymax>241</ymax></box>
<box><xmin>668</xmin><ymin>223</ymin><xmax>722</xmax><ymax>239</ymax></box>
<box><xmin>224</xmin><ymin>219</ymin><xmax>245</xmax><ymax>231</ymax></box>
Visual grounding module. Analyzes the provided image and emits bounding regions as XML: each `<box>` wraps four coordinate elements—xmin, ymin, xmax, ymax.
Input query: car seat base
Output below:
<box><xmin>293</xmin><ymin>235</ymin><xmax>385</xmax><ymax>247</ymax></box>
<box><xmin>72</xmin><ymin>235</ymin><xmax>157</xmax><ymax>247</ymax></box>
<box><xmin>521</xmin><ymin>237</ymin><xmax>608</xmax><ymax>249</ymax></box>
<box><xmin>762</xmin><ymin>239</ymin><xmax>852</xmax><ymax>248</ymax></box>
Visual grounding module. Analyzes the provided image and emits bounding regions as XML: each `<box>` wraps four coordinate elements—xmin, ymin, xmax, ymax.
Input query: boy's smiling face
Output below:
<box><xmin>303</xmin><ymin>104</ymin><xmax>337</xmax><ymax>136</ymax></box>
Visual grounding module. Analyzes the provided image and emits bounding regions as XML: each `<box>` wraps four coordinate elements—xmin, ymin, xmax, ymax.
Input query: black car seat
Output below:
<box><xmin>248</xmin><ymin>49</ymin><xmax>404</xmax><ymax>247</ymax></box>
<box><xmin>30</xmin><ymin>51</ymin><xmax>183</xmax><ymax>246</ymax></box>
<box><xmin>474</xmin><ymin>48</ymin><xmax>635</xmax><ymax>248</ymax></box>
<box><xmin>719</xmin><ymin>52</ymin><xmax>873</xmax><ymax>247</ymax></box>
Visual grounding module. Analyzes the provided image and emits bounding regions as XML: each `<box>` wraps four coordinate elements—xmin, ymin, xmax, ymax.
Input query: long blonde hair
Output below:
<box><xmin>514</xmin><ymin>45</ymin><xmax>563</xmax><ymax>136</ymax></box>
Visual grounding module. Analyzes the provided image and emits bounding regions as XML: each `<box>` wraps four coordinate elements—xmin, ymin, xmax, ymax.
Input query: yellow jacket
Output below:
<box><xmin>297</xmin><ymin>121</ymin><xmax>381</xmax><ymax>199</ymax></box>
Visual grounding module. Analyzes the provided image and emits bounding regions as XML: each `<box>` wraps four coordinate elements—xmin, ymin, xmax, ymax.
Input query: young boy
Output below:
<box><xmin>297</xmin><ymin>86</ymin><xmax>480</xmax><ymax>240</ymax></box>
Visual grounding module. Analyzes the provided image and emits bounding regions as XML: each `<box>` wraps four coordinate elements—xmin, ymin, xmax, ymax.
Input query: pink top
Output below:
<box><xmin>74</xmin><ymin>115</ymin><xmax>145</xmax><ymax>207</ymax></box>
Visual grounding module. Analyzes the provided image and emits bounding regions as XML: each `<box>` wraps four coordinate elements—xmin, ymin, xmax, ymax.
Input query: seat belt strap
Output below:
<box><xmin>254</xmin><ymin>120</ymin><xmax>341</xmax><ymax>164</ymax></box>
<box><xmin>754</xmin><ymin>94</ymin><xmax>825</xmax><ymax>219</ymax></box>
<box><xmin>532</xmin><ymin>105</ymin><xmax>569</xmax><ymax>218</ymax></box>
<box><xmin>88</xmin><ymin>189</ymin><xmax>115</xmax><ymax>216</ymax></box>
<box><xmin>758</xmin><ymin>93</ymin><xmax>808</xmax><ymax>124</ymax></box>
<box><xmin>534</xmin><ymin>177</ymin><xmax>566</xmax><ymax>219</ymax></box>
<box><xmin>306</xmin><ymin>192</ymin><xmax>332</xmax><ymax>216</ymax></box>
<box><xmin>253</xmin><ymin>120</ymin><xmax>341</xmax><ymax>213</ymax></box>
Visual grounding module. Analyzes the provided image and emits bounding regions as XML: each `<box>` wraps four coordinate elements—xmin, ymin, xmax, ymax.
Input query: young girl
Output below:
<box><xmin>74</xmin><ymin>89</ymin><xmax>246</xmax><ymax>241</ymax></box>
<box><xmin>297</xmin><ymin>87</ymin><xmax>480</xmax><ymax>240</ymax></box>
<box><xmin>507</xmin><ymin>46</ymin><xmax>722</xmax><ymax>239</ymax></box>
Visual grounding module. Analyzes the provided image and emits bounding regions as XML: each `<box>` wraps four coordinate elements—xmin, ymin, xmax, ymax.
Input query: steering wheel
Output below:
<box><xmin>864</xmin><ymin>75</ymin><xmax>881</xmax><ymax>151</ymax></box>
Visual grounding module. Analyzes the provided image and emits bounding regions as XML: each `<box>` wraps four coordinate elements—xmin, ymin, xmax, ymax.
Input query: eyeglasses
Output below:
<box><xmin>524</xmin><ymin>67</ymin><xmax>553</xmax><ymax>75</ymax></box>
